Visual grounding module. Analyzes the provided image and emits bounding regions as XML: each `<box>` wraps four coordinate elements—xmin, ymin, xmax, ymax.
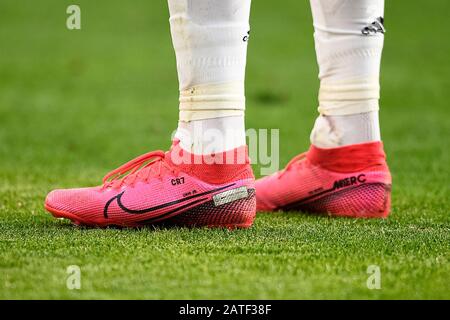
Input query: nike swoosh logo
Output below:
<box><xmin>103</xmin><ymin>183</ymin><xmax>235</xmax><ymax>218</ymax></box>
<box><xmin>281</xmin><ymin>185</ymin><xmax>336</xmax><ymax>210</ymax></box>
<box><xmin>137</xmin><ymin>197</ymin><xmax>207</xmax><ymax>225</ymax></box>
<box><xmin>280</xmin><ymin>181</ymin><xmax>379</xmax><ymax>211</ymax></box>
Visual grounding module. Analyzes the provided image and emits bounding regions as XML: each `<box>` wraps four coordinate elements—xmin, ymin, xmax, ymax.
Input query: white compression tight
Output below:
<box><xmin>168</xmin><ymin>0</ymin><xmax>251</xmax><ymax>154</ymax></box>
<box><xmin>309</xmin><ymin>0</ymin><xmax>385</xmax><ymax>148</ymax></box>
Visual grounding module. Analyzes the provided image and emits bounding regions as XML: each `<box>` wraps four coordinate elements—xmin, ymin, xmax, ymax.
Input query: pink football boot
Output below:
<box><xmin>45</xmin><ymin>143</ymin><xmax>256</xmax><ymax>228</ymax></box>
<box><xmin>255</xmin><ymin>142</ymin><xmax>391</xmax><ymax>218</ymax></box>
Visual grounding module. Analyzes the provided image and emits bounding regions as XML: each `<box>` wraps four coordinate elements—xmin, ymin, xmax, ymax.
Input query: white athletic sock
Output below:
<box><xmin>168</xmin><ymin>0</ymin><xmax>251</xmax><ymax>154</ymax></box>
<box><xmin>174</xmin><ymin>116</ymin><xmax>246</xmax><ymax>154</ymax></box>
<box><xmin>309</xmin><ymin>0</ymin><xmax>385</xmax><ymax>148</ymax></box>
<box><xmin>310</xmin><ymin>111</ymin><xmax>380</xmax><ymax>148</ymax></box>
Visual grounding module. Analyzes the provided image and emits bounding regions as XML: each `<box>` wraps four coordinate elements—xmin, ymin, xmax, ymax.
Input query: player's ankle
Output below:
<box><xmin>175</xmin><ymin>115</ymin><xmax>246</xmax><ymax>155</ymax></box>
<box><xmin>310</xmin><ymin>111</ymin><xmax>381</xmax><ymax>148</ymax></box>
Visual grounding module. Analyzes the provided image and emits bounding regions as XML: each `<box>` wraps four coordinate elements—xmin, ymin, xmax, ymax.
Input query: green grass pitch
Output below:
<box><xmin>0</xmin><ymin>0</ymin><xmax>449</xmax><ymax>299</ymax></box>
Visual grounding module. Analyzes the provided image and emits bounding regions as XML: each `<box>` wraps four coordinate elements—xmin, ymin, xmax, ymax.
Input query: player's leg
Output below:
<box><xmin>45</xmin><ymin>0</ymin><xmax>256</xmax><ymax>228</ymax></box>
<box><xmin>256</xmin><ymin>0</ymin><xmax>391</xmax><ymax>218</ymax></box>
<box><xmin>170</xmin><ymin>0</ymin><xmax>249</xmax><ymax>155</ymax></box>
<box><xmin>309</xmin><ymin>0</ymin><xmax>383</xmax><ymax>148</ymax></box>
